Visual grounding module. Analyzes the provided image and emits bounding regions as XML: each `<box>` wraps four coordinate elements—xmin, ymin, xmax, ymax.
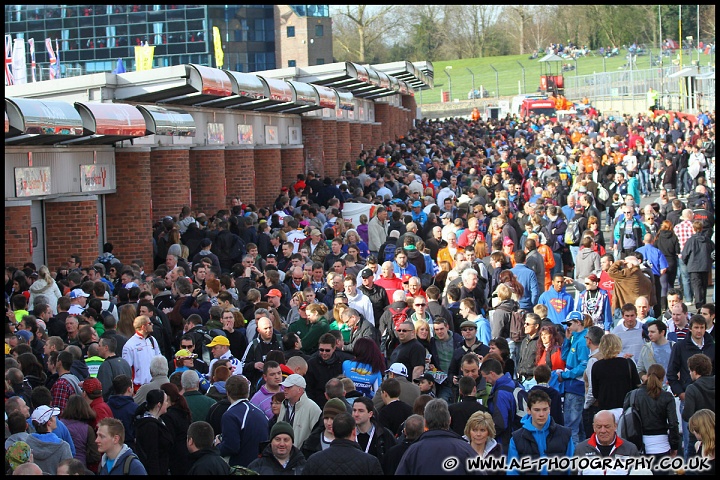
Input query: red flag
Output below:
<box><xmin>45</xmin><ymin>38</ymin><xmax>57</xmax><ymax>80</ymax></box>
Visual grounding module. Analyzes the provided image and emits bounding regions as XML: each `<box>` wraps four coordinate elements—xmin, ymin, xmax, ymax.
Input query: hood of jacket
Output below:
<box><xmin>212</xmin><ymin>381</ymin><xmax>227</xmax><ymax>394</ymax></box>
<box><xmin>26</xmin><ymin>433</ymin><xmax>65</xmax><ymax>461</ymax></box>
<box><xmin>107</xmin><ymin>394</ymin><xmax>137</xmax><ymax>411</ymax></box>
<box><xmin>692</xmin><ymin>375</ymin><xmax>715</xmax><ymax>396</ymax></box>
<box><xmin>496</xmin><ymin>299</ymin><xmax>519</xmax><ymax>313</ymax></box>
<box><xmin>29</xmin><ymin>278</ymin><xmax>53</xmax><ymax>294</ymax></box>
<box><xmin>70</xmin><ymin>360</ymin><xmax>89</xmax><ymax>380</ymax></box>
<box><xmin>578</xmin><ymin>248</ymin><xmax>598</xmax><ymax>260</ymax></box>
<box><xmin>519</xmin><ymin>413</ymin><xmax>552</xmax><ymax>451</ymax></box>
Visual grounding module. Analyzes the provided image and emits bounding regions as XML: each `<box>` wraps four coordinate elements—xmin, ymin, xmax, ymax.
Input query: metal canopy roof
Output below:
<box><xmin>538</xmin><ymin>54</ymin><xmax>564</xmax><ymax>63</ymax></box>
<box><xmin>61</xmin><ymin>102</ymin><xmax>148</xmax><ymax>145</ymax></box>
<box><xmin>155</xmin><ymin>64</ymin><xmax>233</xmax><ymax>105</ymax></box>
<box><xmin>198</xmin><ymin>70</ymin><xmax>269</xmax><ymax>108</ymax></box>
<box><xmin>5</xmin><ymin>97</ymin><xmax>84</xmax><ymax>145</ymax></box>
<box><xmin>667</xmin><ymin>67</ymin><xmax>702</xmax><ymax>78</ymax></box>
<box><xmin>258</xmin><ymin>79</ymin><xmax>322</xmax><ymax>114</ymax></box>
<box><xmin>296</xmin><ymin>62</ymin><xmax>397</xmax><ymax>98</ymax></box>
<box><xmin>136</xmin><ymin>105</ymin><xmax>196</xmax><ymax>136</ymax></box>
<box><xmin>372</xmin><ymin>60</ymin><xmax>433</xmax><ymax>90</ymax></box>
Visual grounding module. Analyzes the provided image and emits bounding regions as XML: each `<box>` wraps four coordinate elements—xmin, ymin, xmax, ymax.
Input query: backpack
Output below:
<box><xmin>496</xmin><ymin>380</ymin><xmax>529</xmax><ymax>431</ymax></box>
<box><xmin>122</xmin><ymin>454</ymin><xmax>140</xmax><ymax>475</ymax></box>
<box><xmin>389</xmin><ymin>307</ymin><xmax>410</xmax><ymax>330</ymax></box>
<box><xmin>618</xmin><ymin>388</ymin><xmax>644</xmax><ymax>452</ymax></box>
<box><xmin>509</xmin><ymin>309</ymin><xmax>527</xmax><ymax>343</ymax></box>
<box><xmin>382</xmin><ymin>242</ymin><xmax>397</xmax><ymax>263</ymax></box>
<box><xmin>564</xmin><ymin>217</ymin><xmax>582</xmax><ymax>246</ymax></box>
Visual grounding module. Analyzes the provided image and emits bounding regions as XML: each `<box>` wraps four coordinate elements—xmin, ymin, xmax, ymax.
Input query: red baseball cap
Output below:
<box><xmin>267</xmin><ymin>289</ymin><xmax>282</xmax><ymax>298</ymax></box>
<box><xmin>503</xmin><ymin>237</ymin><xmax>515</xmax><ymax>247</ymax></box>
<box><xmin>401</xmin><ymin>274</ymin><xmax>412</xmax><ymax>284</ymax></box>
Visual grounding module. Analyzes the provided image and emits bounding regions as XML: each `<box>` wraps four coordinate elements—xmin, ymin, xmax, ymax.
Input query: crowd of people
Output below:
<box><xmin>4</xmin><ymin>104</ymin><xmax>716</xmax><ymax>475</ymax></box>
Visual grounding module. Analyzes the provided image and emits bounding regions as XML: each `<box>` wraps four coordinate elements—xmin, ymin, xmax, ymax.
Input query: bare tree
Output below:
<box><xmin>506</xmin><ymin>6</ymin><xmax>530</xmax><ymax>55</ymax></box>
<box><xmin>332</xmin><ymin>5</ymin><xmax>399</xmax><ymax>63</ymax></box>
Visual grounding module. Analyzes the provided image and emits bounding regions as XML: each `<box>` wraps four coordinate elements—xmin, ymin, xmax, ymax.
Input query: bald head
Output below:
<box><xmin>13</xmin><ymin>463</ymin><xmax>43</xmax><ymax>475</ymax></box>
<box><xmin>682</xmin><ymin>209</ymin><xmax>694</xmax><ymax>221</ymax></box>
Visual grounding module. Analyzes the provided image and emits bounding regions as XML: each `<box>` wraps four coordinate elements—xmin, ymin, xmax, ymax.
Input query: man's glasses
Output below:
<box><xmin>461</xmin><ymin>327</ymin><xmax>476</xmax><ymax>332</ymax></box>
<box><xmin>396</xmin><ymin>329</ymin><xmax>412</xmax><ymax>333</ymax></box>
<box><xmin>317</xmin><ymin>348</ymin><xmax>333</xmax><ymax>353</ymax></box>
<box><xmin>414</xmin><ymin>303</ymin><xmax>426</xmax><ymax>307</ymax></box>
<box><xmin>181</xmin><ymin>344</ymin><xmax>194</xmax><ymax>349</ymax></box>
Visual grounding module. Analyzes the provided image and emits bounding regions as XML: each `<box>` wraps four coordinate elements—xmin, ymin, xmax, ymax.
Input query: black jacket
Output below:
<box><xmin>133</xmin><ymin>414</ymin><xmax>174</xmax><ymax>475</ymax></box>
<box><xmin>187</xmin><ymin>447</ymin><xmax>231</xmax><ymax>475</ymax></box>
<box><xmin>510</xmin><ymin>419</ymin><xmax>573</xmax><ymax>475</ymax></box>
<box><xmin>305</xmin><ymin>352</ymin><xmax>344</xmax><ymax>409</ymax></box>
<box><xmin>248</xmin><ymin>443</ymin><xmax>306</xmax><ymax>475</ymax></box>
<box><xmin>359</xmin><ymin>284</ymin><xmax>390</xmax><ymax>326</ymax></box>
<box><xmin>681</xmin><ymin>233</ymin><xmax>714</xmax><ymax>273</ymax></box>
<box><xmin>667</xmin><ymin>333</ymin><xmax>716</xmax><ymax>396</ymax></box>
<box><xmin>517</xmin><ymin>333</ymin><xmax>540</xmax><ymax>380</ymax></box>
<box><xmin>302</xmin><ymin>438</ymin><xmax>384</xmax><ymax>475</ymax></box>
<box><xmin>242</xmin><ymin>333</ymin><xmax>284</xmax><ymax>388</ymax></box>
<box><xmin>211</xmin><ymin>229</ymin><xmax>245</xmax><ymax>274</ymax></box>
<box><xmin>160</xmin><ymin>406</ymin><xmax>193</xmax><ymax>475</ymax></box>
<box><xmin>448</xmin><ymin>396</ymin><xmax>488</xmax><ymax>436</ymax></box>
<box><xmin>654</xmin><ymin>229</ymin><xmax>681</xmax><ymax>268</ymax></box>
<box><xmin>629</xmin><ymin>385</ymin><xmax>680</xmax><ymax>450</ymax></box>
<box><xmin>342</xmin><ymin>317</ymin><xmax>380</xmax><ymax>353</ymax></box>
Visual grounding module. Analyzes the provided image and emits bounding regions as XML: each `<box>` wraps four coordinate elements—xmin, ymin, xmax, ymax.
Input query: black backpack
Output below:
<box><xmin>618</xmin><ymin>388</ymin><xmax>644</xmax><ymax>452</ymax></box>
<box><xmin>494</xmin><ymin>380</ymin><xmax>529</xmax><ymax>432</ymax></box>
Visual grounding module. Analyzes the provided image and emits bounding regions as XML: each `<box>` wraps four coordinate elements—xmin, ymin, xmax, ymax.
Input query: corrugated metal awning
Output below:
<box><xmin>312</xmin><ymin>84</ymin><xmax>338</xmax><ymax>110</ymax></box>
<box><xmin>60</xmin><ymin>102</ymin><xmax>148</xmax><ymax>145</ymax></box>
<box><xmin>298</xmin><ymin>62</ymin><xmax>375</xmax><ymax>93</ymax></box>
<box><xmin>373</xmin><ymin>60</ymin><xmax>433</xmax><ymax>90</ymax></box>
<box><xmin>337</xmin><ymin>91</ymin><xmax>354</xmax><ymax>111</ymax></box>
<box><xmin>135</xmin><ymin>105</ymin><xmax>196</xmax><ymax>136</ymax></box>
<box><xmin>5</xmin><ymin>97</ymin><xmax>84</xmax><ymax>145</ymax></box>
<box><xmin>199</xmin><ymin>70</ymin><xmax>269</xmax><ymax>108</ymax></box>
<box><xmin>260</xmin><ymin>80</ymin><xmax>321</xmax><ymax>114</ymax></box>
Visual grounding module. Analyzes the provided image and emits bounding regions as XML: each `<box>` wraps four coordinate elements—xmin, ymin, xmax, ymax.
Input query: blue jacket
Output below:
<box><xmin>576</xmin><ymin>289</ymin><xmax>613</xmax><ymax>331</ymax></box>
<box><xmin>560</xmin><ymin>328</ymin><xmax>590</xmax><ymax>396</ymax></box>
<box><xmin>476</xmin><ymin>316</ymin><xmax>492</xmax><ymax>346</ymax></box>
<box><xmin>107</xmin><ymin>394</ymin><xmax>138</xmax><ymax>449</ymax></box>
<box><xmin>537</xmin><ymin>287</ymin><xmax>574</xmax><ymax>325</ymax></box>
<box><xmin>507</xmin><ymin>415</ymin><xmax>574</xmax><ymax>475</ymax></box>
<box><xmin>636</xmin><ymin>244</ymin><xmax>669</xmax><ymax>276</ymax></box>
<box><xmin>392</xmin><ymin>261</ymin><xmax>418</xmax><ymax>278</ymax></box>
<box><xmin>510</xmin><ymin>264</ymin><xmax>539</xmax><ymax>311</ymax></box>
<box><xmin>488</xmin><ymin>373</ymin><xmax>517</xmax><ymax>444</ymax></box>
<box><xmin>217</xmin><ymin>399</ymin><xmax>269</xmax><ymax>467</ymax></box>
<box><xmin>627</xmin><ymin>176</ymin><xmax>640</xmax><ymax>205</ymax></box>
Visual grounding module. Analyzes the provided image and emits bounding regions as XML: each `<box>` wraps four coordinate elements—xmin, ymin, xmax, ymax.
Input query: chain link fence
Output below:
<box><xmin>565</xmin><ymin>65</ymin><xmax>715</xmax><ymax>114</ymax></box>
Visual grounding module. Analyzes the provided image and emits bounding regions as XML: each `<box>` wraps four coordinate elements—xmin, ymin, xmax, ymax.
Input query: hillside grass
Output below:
<box><xmin>419</xmin><ymin>47</ymin><xmax>715</xmax><ymax>105</ymax></box>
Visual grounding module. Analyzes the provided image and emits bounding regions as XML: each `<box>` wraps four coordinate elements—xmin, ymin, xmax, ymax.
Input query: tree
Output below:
<box><xmin>332</xmin><ymin>5</ymin><xmax>399</xmax><ymax>63</ymax></box>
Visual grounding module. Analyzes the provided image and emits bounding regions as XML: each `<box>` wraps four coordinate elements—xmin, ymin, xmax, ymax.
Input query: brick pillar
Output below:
<box><xmin>106</xmin><ymin>149</ymin><xmax>153</xmax><ymax>269</ymax></box>
<box><xmin>374</xmin><ymin>103</ymin><xmax>390</xmax><ymax>144</ymax></box>
<box><xmin>336</xmin><ymin>120</ymin><xmax>351</xmax><ymax>173</ymax></box>
<box><xmin>392</xmin><ymin>106</ymin><xmax>401</xmax><ymax>141</ymax></box>
<box><xmin>360</xmin><ymin>123</ymin><xmax>372</xmax><ymax>153</ymax></box>
<box><xmin>281</xmin><ymin>146</ymin><xmax>304</xmax><ymax>190</ymax></box>
<box><xmin>349</xmin><ymin>123</ymin><xmax>362</xmax><ymax>159</ymax></box>
<box><xmin>225</xmin><ymin>148</ymin><xmax>256</xmax><ymax>206</ymax></box>
<box><xmin>150</xmin><ymin>148</ymin><xmax>190</xmax><ymax>221</ymax></box>
<box><xmin>190</xmin><ymin>147</ymin><xmax>226</xmax><ymax>215</ymax></box>
<box><xmin>372</xmin><ymin>123</ymin><xmax>382</xmax><ymax>149</ymax></box>
<box><xmin>5</xmin><ymin>202</ymin><xmax>32</xmax><ymax>265</ymax></box>
<box><xmin>254</xmin><ymin>147</ymin><xmax>282</xmax><ymax>208</ymax></box>
<box><xmin>45</xmin><ymin>197</ymin><xmax>98</xmax><ymax>273</ymax></box>
<box><xmin>301</xmin><ymin>117</ymin><xmax>324</xmax><ymax>177</ymax></box>
<box><xmin>322</xmin><ymin>119</ymin><xmax>339</xmax><ymax>178</ymax></box>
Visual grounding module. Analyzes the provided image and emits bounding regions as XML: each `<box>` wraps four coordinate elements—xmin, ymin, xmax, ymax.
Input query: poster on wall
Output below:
<box><xmin>288</xmin><ymin>126</ymin><xmax>301</xmax><ymax>145</ymax></box>
<box><xmin>237</xmin><ymin>124</ymin><xmax>253</xmax><ymax>145</ymax></box>
<box><xmin>265</xmin><ymin>125</ymin><xmax>278</xmax><ymax>145</ymax></box>
<box><xmin>15</xmin><ymin>167</ymin><xmax>51</xmax><ymax>197</ymax></box>
<box><xmin>207</xmin><ymin>122</ymin><xmax>224</xmax><ymax>144</ymax></box>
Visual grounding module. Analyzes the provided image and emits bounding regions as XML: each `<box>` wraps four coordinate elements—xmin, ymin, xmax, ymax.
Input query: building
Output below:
<box><xmin>4</xmin><ymin>5</ymin><xmax>332</xmax><ymax>79</ymax></box>
<box><xmin>5</xmin><ymin>60</ymin><xmax>432</xmax><ymax>271</ymax></box>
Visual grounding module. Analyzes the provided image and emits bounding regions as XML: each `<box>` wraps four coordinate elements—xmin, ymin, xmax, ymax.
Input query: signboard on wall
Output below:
<box><xmin>80</xmin><ymin>164</ymin><xmax>110</xmax><ymax>192</ymax></box>
<box><xmin>15</xmin><ymin>167</ymin><xmax>51</xmax><ymax>197</ymax></box>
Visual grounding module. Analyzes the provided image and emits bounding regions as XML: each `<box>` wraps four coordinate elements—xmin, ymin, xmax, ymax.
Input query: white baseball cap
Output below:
<box><xmin>385</xmin><ymin>362</ymin><xmax>408</xmax><ymax>377</ymax></box>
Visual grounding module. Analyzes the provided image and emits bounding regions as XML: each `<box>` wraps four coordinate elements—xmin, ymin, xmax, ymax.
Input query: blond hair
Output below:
<box><xmin>464</xmin><ymin>410</ymin><xmax>496</xmax><ymax>439</ymax></box>
<box><xmin>599</xmin><ymin>333</ymin><xmax>622</xmax><ymax>359</ymax></box>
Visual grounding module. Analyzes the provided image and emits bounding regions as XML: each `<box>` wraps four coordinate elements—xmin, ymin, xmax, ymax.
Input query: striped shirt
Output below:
<box><xmin>673</xmin><ymin>220</ymin><xmax>694</xmax><ymax>251</ymax></box>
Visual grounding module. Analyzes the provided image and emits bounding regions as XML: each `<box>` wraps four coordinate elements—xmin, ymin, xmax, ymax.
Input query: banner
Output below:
<box><xmin>12</xmin><ymin>38</ymin><xmax>27</xmax><ymax>84</ymax></box>
<box><xmin>5</xmin><ymin>34</ymin><xmax>13</xmax><ymax>86</ymax></box>
<box><xmin>134</xmin><ymin>44</ymin><xmax>154</xmax><ymax>71</ymax></box>
<box><xmin>213</xmin><ymin>26</ymin><xmax>224</xmax><ymax>69</ymax></box>
<box><xmin>28</xmin><ymin>38</ymin><xmax>36</xmax><ymax>82</ymax></box>
<box><xmin>45</xmin><ymin>38</ymin><xmax>58</xmax><ymax>80</ymax></box>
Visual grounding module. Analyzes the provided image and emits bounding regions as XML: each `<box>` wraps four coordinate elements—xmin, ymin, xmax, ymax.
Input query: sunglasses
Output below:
<box><xmin>414</xmin><ymin>303</ymin><xmax>426</xmax><ymax>307</ymax></box>
<box><xmin>317</xmin><ymin>348</ymin><xmax>333</xmax><ymax>353</ymax></box>
<box><xmin>461</xmin><ymin>327</ymin><xmax>476</xmax><ymax>332</ymax></box>
<box><xmin>396</xmin><ymin>329</ymin><xmax>412</xmax><ymax>333</ymax></box>
<box><xmin>181</xmin><ymin>344</ymin><xmax>194</xmax><ymax>349</ymax></box>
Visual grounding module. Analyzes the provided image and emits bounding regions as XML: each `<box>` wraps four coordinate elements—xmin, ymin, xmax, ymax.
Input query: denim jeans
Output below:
<box><xmin>638</xmin><ymin>168</ymin><xmax>651</xmax><ymax>195</ymax></box>
<box><xmin>677</xmin><ymin>168</ymin><xmax>692</xmax><ymax>195</ymax></box>
<box><xmin>436</xmin><ymin>383</ymin><xmax>454</xmax><ymax>404</ymax></box>
<box><xmin>564</xmin><ymin>392</ymin><xmax>585</xmax><ymax>444</ymax></box>
<box><xmin>680</xmin><ymin>399</ymin><xmax>690</xmax><ymax>461</ymax></box>
<box><xmin>551</xmin><ymin>252</ymin><xmax>563</xmax><ymax>278</ymax></box>
<box><xmin>569</xmin><ymin>245</ymin><xmax>580</xmax><ymax>270</ymax></box>
<box><xmin>677</xmin><ymin>258</ymin><xmax>692</xmax><ymax>302</ymax></box>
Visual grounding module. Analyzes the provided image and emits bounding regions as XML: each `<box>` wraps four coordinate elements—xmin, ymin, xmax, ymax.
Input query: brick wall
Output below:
<box><xmin>349</xmin><ymin>123</ymin><xmax>362</xmax><ymax>159</ymax></box>
<box><xmin>254</xmin><ymin>148</ymin><xmax>282</xmax><ymax>208</ymax></box>
<box><xmin>281</xmin><ymin>147</ymin><xmax>304</xmax><ymax>190</ymax></box>
<box><xmin>190</xmin><ymin>148</ymin><xmax>226</xmax><ymax>215</ymax></box>
<box><xmin>45</xmin><ymin>198</ymin><xmax>98</xmax><ymax>273</ymax></box>
<box><xmin>360</xmin><ymin>123</ymin><xmax>372</xmax><ymax>154</ymax></box>
<box><xmin>321</xmin><ymin>119</ymin><xmax>339</xmax><ymax>178</ymax></box>
<box><xmin>372</xmin><ymin>123</ymin><xmax>382</xmax><ymax>149</ymax></box>
<box><xmin>225</xmin><ymin>148</ymin><xmax>256</xmax><ymax>206</ymax></box>
<box><xmin>301</xmin><ymin>117</ymin><xmax>324</xmax><ymax>177</ymax></box>
<box><xmin>106</xmin><ymin>150</ymin><xmax>153</xmax><ymax>269</ymax></box>
<box><xmin>5</xmin><ymin>204</ymin><xmax>32</xmax><ymax>265</ymax></box>
<box><xmin>150</xmin><ymin>148</ymin><xmax>190</xmax><ymax>221</ymax></box>
<box><xmin>374</xmin><ymin>104</ymin><xmax>390</xmax><ymax>144</ymax></box>
<box><xmin>336</xmin><ymin>121</ymin><xmax>351</xmax><ymax>172</ymax></box>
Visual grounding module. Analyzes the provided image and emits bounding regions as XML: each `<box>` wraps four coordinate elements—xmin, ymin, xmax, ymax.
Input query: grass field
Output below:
<box><xmin>419</xmin><ymin>47</ymin><xmax>715</xmax><ymax>105</ymax></box>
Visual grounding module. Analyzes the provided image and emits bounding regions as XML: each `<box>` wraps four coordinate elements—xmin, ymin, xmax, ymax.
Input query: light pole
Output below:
<box><xmin>516</xmin><ymin>60</ymin><xmax>525</xmax><ymax>94</ymax></box>
<box><xmin>444</xmin><ymin>66</ymin><xmax>452</xmax><ymax>102</ymax></box>
<box><xmin>489</xmin><ymin>64</ymin><xmax>499</xmax><ymax>99</ymax></box>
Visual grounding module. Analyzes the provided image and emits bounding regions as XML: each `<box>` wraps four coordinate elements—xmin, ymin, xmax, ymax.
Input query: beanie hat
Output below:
<box><xmin>269</xmin><ymin>421</ymin><xmax>295</xmax><ymax>442</ymax></box>
<box><xmin>323</xmin><ymin>398</ymin><xmax>347</xmax><ymax>419</ymax></box>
